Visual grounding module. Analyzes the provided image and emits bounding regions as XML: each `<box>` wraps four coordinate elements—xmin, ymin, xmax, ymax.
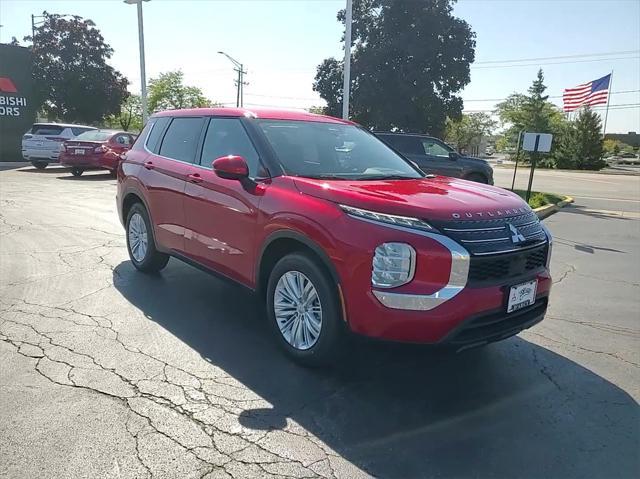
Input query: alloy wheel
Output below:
<box><xmin>273</xmin><ymin>271</ymin><xmax>323</xmax><ymax>350</ymax></box>
<box><xmin>128</xmin><ymin>212</ymin><xmax>148</xmax><ymax>263</ymax></box>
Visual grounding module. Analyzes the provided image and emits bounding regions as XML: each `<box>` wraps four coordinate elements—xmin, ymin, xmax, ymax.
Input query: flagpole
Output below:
<box><xmin>602</xmin><ymin>70</ymin><xmax>613</xmax><ymax>138</ymax></box>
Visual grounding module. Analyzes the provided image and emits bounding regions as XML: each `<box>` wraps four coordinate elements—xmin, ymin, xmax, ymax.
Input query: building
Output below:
<box><xmin>604</xmin><ymin>132</ymin><xmax>640</xmax><ymax>148</ymax></box>
<box><xmin>0</xmin><ymin>44</ymin><xmax>36</xmax><ymax>161</ymax></box>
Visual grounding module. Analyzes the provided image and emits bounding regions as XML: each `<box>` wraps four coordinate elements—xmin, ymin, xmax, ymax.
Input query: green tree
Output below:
<box><xmin>495</xmin><ymin>70</ymin><xmax>567</xmax><ymax>164</ymax></box>
<box><xmin>105</xmin><ymin>94</ymin><xmax>142</xmax><ymax>132</ymax></box>
<box><xmin>572</xmin><ymin>107</ymin><xmax>605</xmax><ymax>170</ymax></box>
<box><xmin>147</xmin><ymin>71</ymin><xmax>210</xmax><ymax>112</ymax></box>
<box><xmin>313</xmin><ymin>0</ymin><xmax>476</xmax><ymax>136</ymax></box>
<box><xmin>445</xmin><ymin>113</ymin><xmax>496</xmax><ymax>153</ymax></box>
<box><xmin>26</xmin><ymin>12</ymin><xmax>129</xmax><ymax>123</ymax></box>
<box><xmin>553</xmin><ymin>107</ymin><xmax>605</xmax><ymax>170</ymax></box>
<box><xmin>307</xmin><ymin>105</ymin><xmax>328</xmax><ymax>115</ymax></box>
<box><xmin>602</xmin><ymin>138</ymin><xmax>622</xmax><ymax>156</ymax></box>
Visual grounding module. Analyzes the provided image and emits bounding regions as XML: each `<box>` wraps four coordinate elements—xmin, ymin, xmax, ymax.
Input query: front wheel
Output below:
<box><xmin>70</xmin><ymin>167</ymin><xmax>83</xmax><ymax>177</ymax></box>
<box><xmin>126</xmin><ymin>203</ymin><xmax>169</xmax><ymax>273</ymax></box>
<box><xmin>31</xmin><ymin>161</ymin><xmax>47</xmax><ymax>170</ymax></box>
<box><xmin>266</xmin><ymin>252</ymin><xmax>346</xmax><ymax>367</ymax></box>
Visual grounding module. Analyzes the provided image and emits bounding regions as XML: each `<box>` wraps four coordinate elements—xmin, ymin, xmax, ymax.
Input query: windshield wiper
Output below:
<box><xmin>298</xmin><ymin>174</ymin><xmax>350</xmax><ymax>180</ymax></box>
<box><xmin>359</xmin><ymin>175</ymin><xmax>418</xmax><ymax>180</ymax></box>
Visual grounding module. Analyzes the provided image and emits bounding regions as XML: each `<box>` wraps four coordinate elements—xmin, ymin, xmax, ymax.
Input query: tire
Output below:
<box><xmin>465</xmin><ymin>173</ymin><xmax>488</xmax><ymax>184</ymax></box>
<box><xmin>125</xmin><ymin>203</ymin><xmax>169</xmax><ymax>273</ymax></box>
<box><xmin>70</xmin><ymin>167</ymin><xmax>83</xmax><ymax>177</ymax></box>
<box><xmin>32</xmin><ymin>161</ymin><xmax>47</xmax><ymax>170</ymax></box>
<box><xmin>266</xmin><ymin>252</ymin><xmax>346</xmax><ymax>367</ymax></box>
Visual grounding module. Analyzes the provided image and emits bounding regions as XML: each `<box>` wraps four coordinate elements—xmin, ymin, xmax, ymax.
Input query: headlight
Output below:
<box><xmin>372</xmin><ymin>242</ymin><xmax>416</xmax><ymax>288</ymax></box>
<box><xmin>340</xmin><ymin>204</ymin><xmax>438</xmax><ymax>232</ymax></box>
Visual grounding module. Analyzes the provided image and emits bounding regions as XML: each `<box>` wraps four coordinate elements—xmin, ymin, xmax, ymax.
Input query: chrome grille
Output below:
<box><xmin>433</xmin><ymin>211</ymin><xmax>546</xmax><ymax>255</ymax></box>
<box><xmin>432</xmin><ymin>211</ymin><xmax>549</xmax><ymax>285</ymax></box>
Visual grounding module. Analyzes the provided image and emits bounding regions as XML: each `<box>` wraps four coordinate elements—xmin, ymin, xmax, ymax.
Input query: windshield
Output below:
<box><xmin>74</xmin><ymin>130</ymin><xmax>114</xmax><ymax>141</ymax></box>
<box><xmin>256</xmin><ymin>120</ymin><xmax>423</xmax><ymax>180</ymax></box>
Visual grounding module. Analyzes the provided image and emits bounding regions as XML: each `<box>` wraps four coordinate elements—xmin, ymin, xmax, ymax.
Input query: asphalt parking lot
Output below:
<box><xmin>1</xmin><ymin>165</ymin><xmax>639</xmax><ymax>479</ymax></box>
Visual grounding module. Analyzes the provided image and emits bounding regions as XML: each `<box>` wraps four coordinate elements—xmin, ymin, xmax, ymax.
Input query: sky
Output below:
<box><xmin>1</xmin><ymin>0</ymin><xmax>639</xmax><ymax>133</ymax></box>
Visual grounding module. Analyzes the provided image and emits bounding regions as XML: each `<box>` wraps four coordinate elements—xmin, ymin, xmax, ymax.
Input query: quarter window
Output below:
<box><xmin>381</xmin><ymin>135</ymin><xmax>423</xmax><ymax>155</ymax></box>
<box><xmin>145</xmin><ymin>117</ymin><xmax>170</xmax><ymax>153</ymax></box>
<box><xmin>158</xmin><ymin>117</ymin><xmax>204</xmax><ymax>162</ymax></box>
<box><xmin>200</xmin><ymin>118</ymin><xmax>262</xmax><ymax>176</ymax></box>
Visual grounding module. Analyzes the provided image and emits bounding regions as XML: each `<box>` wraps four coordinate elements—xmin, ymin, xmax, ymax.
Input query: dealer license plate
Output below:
<box><xmin>74</xmin><ymin>149</ymin><xmax>85</xmax><ymax>155</ymax></box>
<box><xmin>507</xmin><ymin>279</ymin><xmax>537</xmax><ymax>313</ymax></box>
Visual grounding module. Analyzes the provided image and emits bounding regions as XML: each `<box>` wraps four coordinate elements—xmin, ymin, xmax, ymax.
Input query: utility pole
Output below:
<box><xmin>342</xmin><ymin>0</ymin><xmax>353</xmax><ymax>120</ymax></box>
<box><xmin>124</xmin><ymin>0</ymin><xmax>150</xmax><ymax>124</ymax></box>
<box><xmin>602</xmin><ymin>70</ymin><xmax>613</xmax><ymax>138</ymax></box>
<box><xmin>219</xmin><ymin>51</ymin><xmax>247</xmax><ymax>107</ymax></box>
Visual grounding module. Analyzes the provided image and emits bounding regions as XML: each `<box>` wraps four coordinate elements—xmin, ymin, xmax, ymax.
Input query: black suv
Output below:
<box><xmin>376</xmin><ymin>132</ymin><xmax>494</xmax><ymax>184</ymax></box>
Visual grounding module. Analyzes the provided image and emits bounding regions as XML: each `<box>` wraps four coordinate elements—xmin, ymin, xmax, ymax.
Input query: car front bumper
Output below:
<box><xmin>330</xmin><ymin>213</ymin><xmax>551</xmax><ymax>344</ymax></box>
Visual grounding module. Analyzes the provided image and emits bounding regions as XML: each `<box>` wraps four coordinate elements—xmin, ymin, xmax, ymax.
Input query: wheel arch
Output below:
<box><xmin>257</xmin><ymin>231</ymin><xmax>340</xmax><ymax>298</ymax></box>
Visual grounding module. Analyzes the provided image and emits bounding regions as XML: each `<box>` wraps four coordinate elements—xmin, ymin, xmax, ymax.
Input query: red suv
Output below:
<box><xmin>117</xmin><ymin>108</ymin><xmax>552</xmax><ymax>365</ymax></box>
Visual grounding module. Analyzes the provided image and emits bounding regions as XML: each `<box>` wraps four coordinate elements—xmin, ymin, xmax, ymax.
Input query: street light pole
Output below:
<box><xmin>342</xmin><ymin>0</ymin><xmax>353</xmax><ymax>120</ymax></box>
<box><xmin>218</xmin><ymin>51</ymin><xmax>246</xmax><ymax>108</ymax></box>
<box><xmin>124</xmin><ymin>0</ymin><xmax>150</xmax><ymax>124</ymax></box>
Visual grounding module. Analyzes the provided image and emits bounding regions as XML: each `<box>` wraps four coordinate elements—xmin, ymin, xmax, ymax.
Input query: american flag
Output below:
<box><xmin>563</xmin><ymin>74</ymin><xmax>611</xmax><ymax>112</ymax></box>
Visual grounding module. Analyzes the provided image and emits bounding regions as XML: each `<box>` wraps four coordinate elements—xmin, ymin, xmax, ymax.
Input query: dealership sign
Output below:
<box><xmin>0</xmin><ymin>77</ymin><xmax>28</xmax><ymax>117</ymax></box>
<box><xmin>0</xmin><ymin>44</ymin><xmax>36</xmax><ymax>161</ymax></box>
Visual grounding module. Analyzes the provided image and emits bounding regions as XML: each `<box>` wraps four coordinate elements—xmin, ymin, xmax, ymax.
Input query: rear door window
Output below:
<box><xmin>158</xmin><ymin>117</ymin><xmax>205</xmax><ymax>163</ymax></box>
<box><xmin>114</xmin><ymin>134</ymin><xmax>132</xmax><ymax>146</ymax></box>
<box><xmin>381</xmin><ymin>135</ymin><xmax>424</xmax><ymax>155</ymax></box>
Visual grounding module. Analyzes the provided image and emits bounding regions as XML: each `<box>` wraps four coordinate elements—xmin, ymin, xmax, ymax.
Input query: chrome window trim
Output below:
<box><xmin>347</xmin><ymin>216</ymin><xmax>470</xmax><ymax>311</ymax></box>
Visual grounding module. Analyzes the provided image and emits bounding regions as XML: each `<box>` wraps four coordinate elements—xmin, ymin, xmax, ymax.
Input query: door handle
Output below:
<box><xmin>187</xmin><ymin>173</ymin><xmax>203</xmax><ymax>183</ymax></box>
<box><xmin>144</xmin><ymin>161</ymin><xmax>155</xmax><ymax>170</ymax></box>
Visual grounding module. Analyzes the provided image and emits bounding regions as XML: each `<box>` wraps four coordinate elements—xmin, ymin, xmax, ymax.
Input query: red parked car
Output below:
<box><xmin>60</xmin><ymin>129</ymin><xmax>136</xmax><ymax>177</ymax></box>
<box><xmin>116</xmin><ymin>108</ymin><xmax>552</xmax><ymax>366</ymax></box>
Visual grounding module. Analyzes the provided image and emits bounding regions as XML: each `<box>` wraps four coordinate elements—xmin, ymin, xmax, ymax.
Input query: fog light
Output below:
<box><xmin>372</xmin><ymin>242</ymin><xmax>416</xmax><ymax>288</ymax></box>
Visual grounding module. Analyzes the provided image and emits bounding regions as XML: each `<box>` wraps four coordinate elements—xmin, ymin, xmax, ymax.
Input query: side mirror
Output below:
<box><xmin>212</xmin><ymin>155</ymin><xmax>249</xmax><ymax>180</ymax></box>
<box><xmin>448</xmin><ymin>151</ymin><xmax>460</xmax><ymax>161</ymax></box>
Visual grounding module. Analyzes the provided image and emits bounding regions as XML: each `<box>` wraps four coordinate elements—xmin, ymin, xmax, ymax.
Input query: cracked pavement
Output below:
<box><xmin>1</xmin><ymin>166</ymin><xmax>639</xmax><ymax>478</ymax></box>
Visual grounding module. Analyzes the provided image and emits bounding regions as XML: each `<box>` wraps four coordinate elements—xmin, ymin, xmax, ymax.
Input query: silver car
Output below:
<box><xmin>22</xmin><ymin>123</ymin><xmax>96</xmax><ymax>169</ymax></box>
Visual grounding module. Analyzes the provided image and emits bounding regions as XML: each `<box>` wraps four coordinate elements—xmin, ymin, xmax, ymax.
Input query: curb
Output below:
<box><xmin>494</xmin><ymin>165</ymin><xmax>640</xmax><ymax>176</ymax></box>
<box><xmin>534</xmin><ymin>196</ymin><xmax>574</xmax><ymax>220</ymax></box>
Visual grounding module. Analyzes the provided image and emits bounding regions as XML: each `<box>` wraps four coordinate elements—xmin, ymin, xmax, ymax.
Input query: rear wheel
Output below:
<box><xmin>126</xmin><ymin>203</ymin><xmax>169</xmax><ymax>273</ymax></box>
<box><xmin>70</xmin><ymin>167</ymin><xmax>83</xmax><ymax>177</ymax></box>
<box><xmin>266</xmin><ymin>252</ymin><xmax>346</xmax><ymax>367</ymax></box>
<box><xmin>465</xmin><ymin>173</ymin><xmax>488</xmax><ymax>184</ymax></box>
<box><xmin>31</xmin><ymin>161</ymin><xmax>47</xmax><ymax>170</ymax></box>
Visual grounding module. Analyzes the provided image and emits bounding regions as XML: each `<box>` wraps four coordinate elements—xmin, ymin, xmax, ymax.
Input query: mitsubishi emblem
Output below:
<box><xmin>507</xmin><ymin>223</ymin><xmax>526</xmax><ymax>244</ymax></box>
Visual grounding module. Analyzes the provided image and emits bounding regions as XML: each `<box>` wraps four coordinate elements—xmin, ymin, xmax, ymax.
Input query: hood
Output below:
<box><xmin>293</xmin><ymin>176</ymin><xmax>530</xmax><ymax>222</ymax></box>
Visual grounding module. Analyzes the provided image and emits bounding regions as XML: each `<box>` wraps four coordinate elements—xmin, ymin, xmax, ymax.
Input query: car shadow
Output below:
<box><xmin>20</xmin><ymin>165</ymin><xmax>72</xmax><ymax>174</ymax></box>
<box><xmin>113</xmin><ymin>260</ymin><xmax>639</xmax><ymax>478</ymax></box>
<box><xmin>561</xmin><ymin>204</ymin><xmax>634</xmax><ymax>221</ymax></box>
<box><xmin>56</xmin><ymin>172</ymin><xmax>115</xmax><ymax>181</ymax></box>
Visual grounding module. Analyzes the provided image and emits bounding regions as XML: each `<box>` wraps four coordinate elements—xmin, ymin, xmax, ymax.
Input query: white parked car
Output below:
<box><xmin>22</xmin><ymin>123</ymin><xmax>97</xmax><ymax>169</ymax></box>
